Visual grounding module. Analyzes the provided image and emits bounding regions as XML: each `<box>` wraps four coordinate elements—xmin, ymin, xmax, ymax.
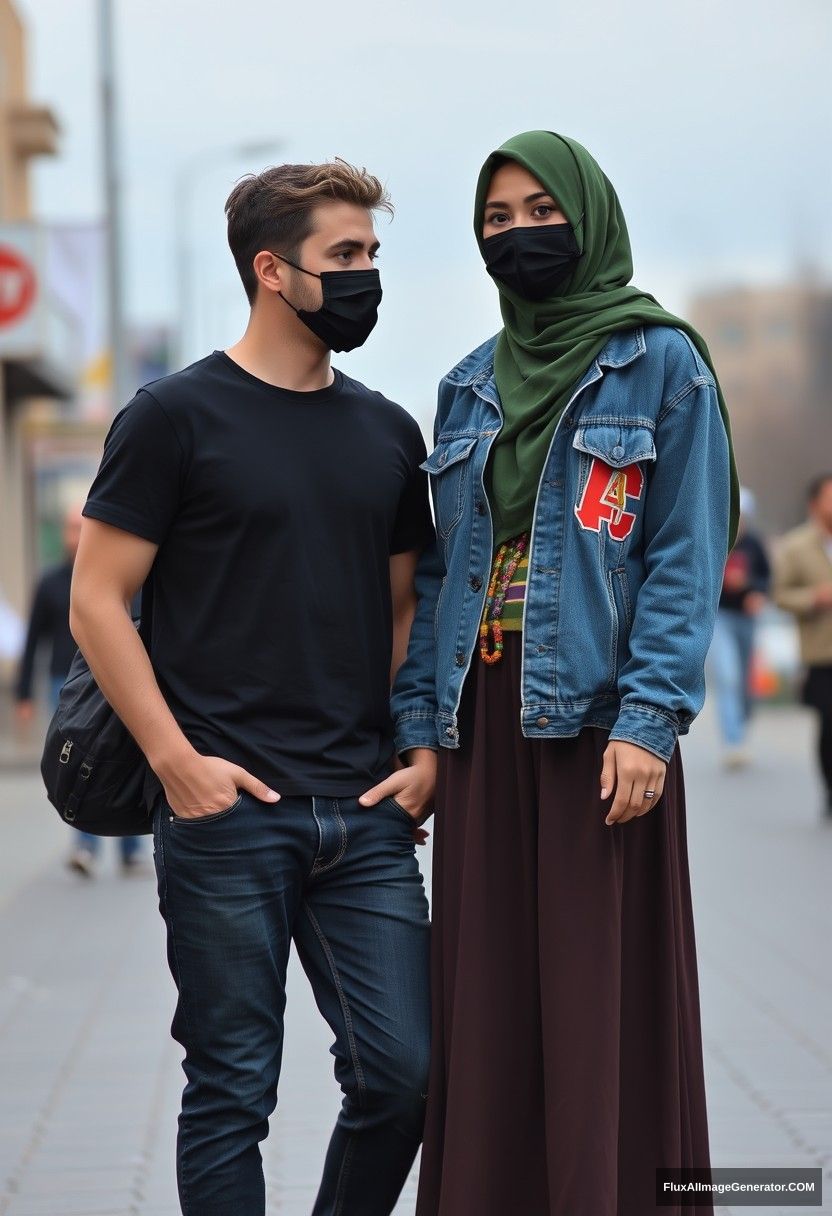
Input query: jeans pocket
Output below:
<box><xmin>385</xmin><ymin>794</ymin><xmax>417</xmax><ymax>825</ymax></box>
<box><xmin>168</xmin><ymin>791</ymin><xmax>244</xmax><ymax>826</ymax></box>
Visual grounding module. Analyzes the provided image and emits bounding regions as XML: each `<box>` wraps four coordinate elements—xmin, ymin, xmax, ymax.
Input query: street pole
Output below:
<box><xmin>174</xmin><ymin>141</ymin><xmax>283</xmax><ymax>370</ymax></box>
<box><xmin>98</xmin><ymin>0</ymin><xmax>129</xmax><ymax>413</ymax></box>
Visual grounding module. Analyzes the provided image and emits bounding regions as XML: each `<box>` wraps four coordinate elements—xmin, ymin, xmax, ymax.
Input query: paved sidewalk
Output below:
<box><xmin>0</xmin><ymin>699</ymin><xmax>829</xmax><ymax>1215</ymax></box>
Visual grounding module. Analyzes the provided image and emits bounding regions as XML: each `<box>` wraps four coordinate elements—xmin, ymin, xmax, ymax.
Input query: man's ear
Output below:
<box><xmin>252</xmin><ymin>250</ymin><xmax>284</xmax><ymax>298</ymax></box>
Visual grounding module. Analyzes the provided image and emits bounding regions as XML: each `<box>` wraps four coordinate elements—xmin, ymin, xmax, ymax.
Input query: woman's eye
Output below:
<box><xmin>534</xmin><ymin>205</ymin><xmax>555</xmax><ymax>218</ymax></box>
<box><xmin>488</xmin><ymin>212</ymin><xmax>510</xmax><ymax>226</ymax></box>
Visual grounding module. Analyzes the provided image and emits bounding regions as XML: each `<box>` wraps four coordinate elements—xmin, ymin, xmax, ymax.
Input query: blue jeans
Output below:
<box><xmin>49</xmin><ymin>675</ymin><xmax>142</xmax><ymax>860</ymax></box>
<box><xmin>152</xmin><ymin>788</ymin><xmax>431</xmax><ymax>1216</ymax></box>
<box><xmin>707</xmin><ymin>609</ymin><xmax>756</xmax><ymax>747</ymax></box>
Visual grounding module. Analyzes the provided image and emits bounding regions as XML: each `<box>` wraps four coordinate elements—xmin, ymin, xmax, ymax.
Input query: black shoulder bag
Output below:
<box><xmin>40</xmin><ymin>577</ymin><xmax>162</xmax><ymax>836</ymax></box>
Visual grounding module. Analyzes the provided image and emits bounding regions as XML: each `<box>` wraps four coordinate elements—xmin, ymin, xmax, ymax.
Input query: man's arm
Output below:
<box><xmin>390</xmin><ymin>549</ymin><xmax>419</xmax><ymax>685</ymax></box>
<box><xmin>70</xmin><ymin>517</ymin><xmax>279</xmax><ymax>818</ymax></box>
<box><xmin>359</xmin><ymin>407</ymin><xmax>443</xmax><ymax>824</ymax></box>
<box><xmin>354</xmin><ymin>542</ymin><xmax>439</xmax><ymax>826</ymax></box>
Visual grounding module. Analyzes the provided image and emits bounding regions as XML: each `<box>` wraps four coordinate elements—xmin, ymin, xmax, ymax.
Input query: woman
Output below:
<box><xmin>412</xmin><ymin>131</ymin><xmax>738</xmax><ymax>1216</ymax></box>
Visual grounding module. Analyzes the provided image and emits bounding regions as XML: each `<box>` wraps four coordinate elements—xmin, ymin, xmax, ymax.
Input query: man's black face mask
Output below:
<box><xmin>275</xmin><ymin>254</ymin><xmax>382</xmax><ymax>352</ymax></box>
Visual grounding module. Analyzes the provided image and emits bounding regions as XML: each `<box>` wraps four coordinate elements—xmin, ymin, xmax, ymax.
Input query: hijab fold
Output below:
<box><xmin>474</xmin><ymin>130</ymin><xmax>739</xmax><ymax>551</ymax></box>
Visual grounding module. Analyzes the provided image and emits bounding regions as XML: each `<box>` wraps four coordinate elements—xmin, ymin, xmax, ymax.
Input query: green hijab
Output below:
<box><xmin>474</xmin><ymin>130</ymin><xmax>739</xmax><ymax>551</ymax></box>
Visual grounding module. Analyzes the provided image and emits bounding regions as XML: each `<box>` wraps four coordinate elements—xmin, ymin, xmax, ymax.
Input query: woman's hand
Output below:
<box><xmin>600</xmin><ymin>740</ymin><xmax>666</xmax><ymax>825</ymax></box>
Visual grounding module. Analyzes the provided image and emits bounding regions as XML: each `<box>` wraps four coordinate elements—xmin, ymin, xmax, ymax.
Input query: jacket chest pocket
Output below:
<box><xmin>572</xmin><ymin>423</ymin><xmax>656</xmax><ymax>544</ymax></box>
<box><xmin>420</xmin><ymin>435</ymin><xmax>477</xmax><ymax>540</ymax></box>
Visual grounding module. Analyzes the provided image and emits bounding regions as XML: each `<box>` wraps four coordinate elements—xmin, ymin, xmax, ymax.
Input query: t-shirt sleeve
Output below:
<box><xmin>390</xmin><ymin>419</ymin><xmax>436</xmax><ymax>555</ymax></box>
<box><xmin>82</xmin><ymin>389</ymin><xmax>183</xmax><ymax>544</ymax></box>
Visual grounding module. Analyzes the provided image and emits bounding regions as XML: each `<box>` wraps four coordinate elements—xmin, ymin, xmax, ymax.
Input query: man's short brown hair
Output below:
<box><xmin>225</xmin><ymin>159</ymin><xmax>392</xmax><ymax>304</ymax></box>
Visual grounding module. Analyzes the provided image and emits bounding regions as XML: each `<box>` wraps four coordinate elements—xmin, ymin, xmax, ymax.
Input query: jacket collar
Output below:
<box><xmin>448</xmin><ymin>326</ymin><xmax>647</xmax><ymax>387</ymax></box>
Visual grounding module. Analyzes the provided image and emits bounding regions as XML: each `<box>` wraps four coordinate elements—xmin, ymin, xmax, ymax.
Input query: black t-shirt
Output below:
<box><xmin>82</xmin><ymin>351</ymin><xmax>434</xmax><ymax>796</ymax></box>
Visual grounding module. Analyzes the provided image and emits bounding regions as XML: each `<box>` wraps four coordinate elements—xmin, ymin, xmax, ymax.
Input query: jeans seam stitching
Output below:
<box><xmin>310</xmin><ymin>797</ymin><xmax>347</xmax><ymax>876</ymax></box>
<box><xmin>302</xmin><ymin>902</ymin><xmax>366</xmax><ymax>1094</ymax></box>
<box><xmin>309</xmin><ymin>795</ymin><xmax>326</xmax><ymax>875</ymax></box>
<box><xmin>333</xmin><ymin>1134</ymin><xmax>359</xmax><ymax>1216</ymax></box>
<box><xmin>301</xmin><ymin>902</ymin><xmax>366</xmax><ymax>1212</ymax></box>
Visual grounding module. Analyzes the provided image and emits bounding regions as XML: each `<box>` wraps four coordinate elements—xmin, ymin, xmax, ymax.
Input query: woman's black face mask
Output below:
<box><xmin>482</xmin><ymin>222</ymin><xmax>582</xmax><ymax>301</ymax></box>
<box><xmin>275</xmin><ymin>254</ymin><xmax>383</xmax><ymax>352</ymax></box>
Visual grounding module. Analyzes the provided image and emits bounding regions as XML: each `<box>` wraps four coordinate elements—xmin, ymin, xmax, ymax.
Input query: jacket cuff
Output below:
<box><xmin>608</xmin><ymin>703</ymin><xmax>682</xmax><ymax>764</ymax></box>
<box><xmin>394</xmin><ymin>711</ymin><xmax>439</xmax><ymax>756</ymax></box>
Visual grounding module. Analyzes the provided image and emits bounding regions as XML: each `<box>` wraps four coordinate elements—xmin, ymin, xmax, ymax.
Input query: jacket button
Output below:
<box><xmin>445</xmin><ymin>725</ymin><xmax>456</xmax><ymax>737</ymax></box>
<box><xmin>437</xmin><ymin>452</ymin><xmax>447</xmax><ymax>466</ymax></box>
<box><xmin>455</xmin><ymin>652</ymin><xmax>466</xmax><ymax>666</ymax></box>
<box><xmin>475</xmin><ymin>500</ymin><xmax>485</xmax><ymax>515</ymax></box>
<box><xmin>612</xmin><ymin>444</ymin><xmax>624</xmax><ymax>459</ymax></box>
<box><xmin>536</xmin><ymin>715</ymin><xmax>549</xmax><ymax>727</ymax></box>
<box><xmin>470</xmin><ymin>575</ymin><xmax>482</xmax><ymax>591</ymax></box>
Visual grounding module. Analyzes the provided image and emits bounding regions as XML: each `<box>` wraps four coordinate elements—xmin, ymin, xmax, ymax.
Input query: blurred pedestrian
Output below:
<box><xmin>772</xmin><ymin>472</ymin><xmax>832</xmax><ymax>818</ymax></box>
<box><xmin>708</xmin><ymin>486</ymin><xmax>770</xmax><ymax>768</ymax></box>
<box><xmin>14</xmin><ymin>502</ymin><xmax>144</xmax><ymax>875</ymax></box>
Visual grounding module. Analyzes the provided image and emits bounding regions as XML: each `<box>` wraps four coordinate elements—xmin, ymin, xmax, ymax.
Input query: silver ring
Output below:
<box><xmin>644</xmin><ymin>790</ymin><xmax>655</xmax><ymax>798</ymax></box>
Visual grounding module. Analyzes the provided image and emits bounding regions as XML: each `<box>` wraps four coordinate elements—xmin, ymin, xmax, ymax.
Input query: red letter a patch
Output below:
<box><xmin>574</xmin><ymin>458</ymin><xmax>643</xmax><ymax>540</ymax></box>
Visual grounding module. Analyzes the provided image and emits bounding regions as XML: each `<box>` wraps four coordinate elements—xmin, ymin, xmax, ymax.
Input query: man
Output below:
<box><xmin>772</xmin><ymin>473</ymin><xmax>832</xmax><ymax>817</ymax></box>
<box><xmin>70</xmin><ymin>160</ymin><xmax>438</xmax><ymax>1216</ymax></box>
<box><xmin>16</xmin><ymin>503</ymin><xmax>144</xmax><ymax>876</ymax></box>
<box><xmin>708</xmin><ymin>486</ymin><xmax>770</xmax><ymax>769</ymax></box>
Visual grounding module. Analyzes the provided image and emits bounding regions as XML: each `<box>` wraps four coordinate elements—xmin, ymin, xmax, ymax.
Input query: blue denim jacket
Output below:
<box><xmin>390</xmin><ymin>325</ymin><xmax>730</xmax><ymax>764</ymax></box>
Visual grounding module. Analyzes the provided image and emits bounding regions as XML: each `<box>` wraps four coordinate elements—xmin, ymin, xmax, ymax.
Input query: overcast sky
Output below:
<box><xmin>20</xmin><ymin>0</ymin><xmax>832</xmax><ymax>428</ymax></box>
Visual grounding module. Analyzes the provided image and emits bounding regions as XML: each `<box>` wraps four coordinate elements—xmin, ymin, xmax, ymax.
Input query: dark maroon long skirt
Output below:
<box><xmin>415</xmin><ymin>632</ymin><xmax>712</xmax><ymax>1216</ymax></box>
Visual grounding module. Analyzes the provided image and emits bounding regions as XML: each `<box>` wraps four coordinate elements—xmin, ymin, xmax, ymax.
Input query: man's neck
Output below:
<box><xmin>225</xmin><ymin>307</ymin><xmax>334</xmax><ymax>392</ymax></box>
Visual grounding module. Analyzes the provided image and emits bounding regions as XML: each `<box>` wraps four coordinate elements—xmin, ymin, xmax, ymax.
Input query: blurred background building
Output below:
<box><xmin>0</xmin><ymin>0</ymin><xmax>72</xmax><ymax>652</ymax></box>
<box><xmin>692</xmin><ymin>278</ymin><xmax>832</xmax><ymax>535</ymax></box>
<box><xmin>0</xmin><ymin>0</ymin><xmax>170</xmax><ymax>721</ymax></box>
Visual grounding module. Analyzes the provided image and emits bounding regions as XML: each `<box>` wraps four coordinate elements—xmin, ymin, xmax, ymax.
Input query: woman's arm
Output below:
<box><xmin>609</xmin><ymin>377</ymin><xmax>731</xmax><ymax>763</ymax></box>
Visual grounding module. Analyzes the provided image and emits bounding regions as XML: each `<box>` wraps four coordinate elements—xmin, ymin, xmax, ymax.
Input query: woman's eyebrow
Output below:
<box><xmin>484</xmin><ymin>191</ymin><xmax>556</xmax><ymax>209</ymax></box>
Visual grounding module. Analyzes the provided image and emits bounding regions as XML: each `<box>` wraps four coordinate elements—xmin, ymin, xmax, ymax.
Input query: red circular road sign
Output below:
<box><xmin>0</xmin><ymin>245</ymin><xmax>37</xmax><ymax>328</ymax></box>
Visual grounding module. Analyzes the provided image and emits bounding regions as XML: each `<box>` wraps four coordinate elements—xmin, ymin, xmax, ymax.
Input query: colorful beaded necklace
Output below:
<box><xmin>478</xmin><ymin>531</ymin><xmax>529</xmax><ymax>664</ymax></box>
